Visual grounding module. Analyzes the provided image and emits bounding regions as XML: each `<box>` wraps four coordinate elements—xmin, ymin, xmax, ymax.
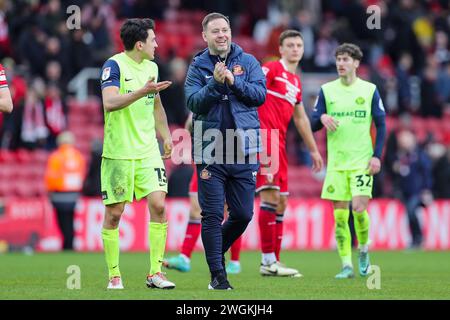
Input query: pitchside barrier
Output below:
<box><xmin>0</xmin><ymin>198</ymin><xmax>449</xmax><ymax>251</ymax></box>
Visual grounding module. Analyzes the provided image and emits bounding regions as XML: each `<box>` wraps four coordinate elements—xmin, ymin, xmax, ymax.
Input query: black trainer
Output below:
<box><xmin>208</xmin><ymin>273</ymin><xmax>233</xmax><ymax>290</ymax></box>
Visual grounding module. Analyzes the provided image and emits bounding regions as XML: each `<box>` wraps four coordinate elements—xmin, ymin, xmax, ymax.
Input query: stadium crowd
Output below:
<box><xmin>0</xmin><ymin>0</ymin><xmax>449</xmax><ymax>199</ymax></box>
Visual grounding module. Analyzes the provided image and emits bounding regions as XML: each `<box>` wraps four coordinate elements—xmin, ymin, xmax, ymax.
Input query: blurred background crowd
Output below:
<box><xmin>0</xmin><ymin>0</ymin><xmax>449</xmax><ymax>203</ymax></box>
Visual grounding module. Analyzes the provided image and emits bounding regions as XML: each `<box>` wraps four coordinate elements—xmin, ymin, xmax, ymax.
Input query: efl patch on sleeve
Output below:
<box><xmin>102</xmin><ymin>67</ymin><xmax>111</xmax><ymax>81</ymax></box>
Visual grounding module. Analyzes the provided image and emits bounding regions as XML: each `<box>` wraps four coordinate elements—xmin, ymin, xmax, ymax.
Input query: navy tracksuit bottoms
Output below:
<box><xmin>196</xmin><ymin>163</ymin><xmax>259</xmax><ymax>274</ymax></box>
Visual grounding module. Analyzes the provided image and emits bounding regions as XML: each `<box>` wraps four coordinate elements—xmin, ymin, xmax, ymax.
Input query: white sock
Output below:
<box><xmin>262</xmin><ymin>253</ymin><xmax>277</xmax><ymax>266</ymax></box>
<box><xmin>180</xmin><ymin>253</ymin><xmax>190</xmax><ymax>263</ymax></box>
<box><xmin>342</xmin><ymin>256</ymin><xmax>353</xmax><ymax>268</ymax></box>
<box><xmin>230</xmin><ymin>260</ymin><xmax>240</xmax><ymax>265</ymax></box>
<box><xmin>359</xmin><ymin>244</ymin><xmax>369</xmax><ymax>253</ymax></box>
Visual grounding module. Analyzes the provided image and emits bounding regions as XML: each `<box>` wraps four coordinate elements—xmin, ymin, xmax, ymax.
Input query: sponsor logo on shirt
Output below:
<box><xmin>329</xmin><ymin>110</ymin><xmax>367</xmax><ymax>118</ymax></box>
<box><xmin>356</xmin><ymin>97</ymin><xmax>365</xmax><ymax>105</ymax></box>
<box><xmin>355</xmin><ymin>110</ymin><xmax>367</xmax><ymax>118</ymax></box>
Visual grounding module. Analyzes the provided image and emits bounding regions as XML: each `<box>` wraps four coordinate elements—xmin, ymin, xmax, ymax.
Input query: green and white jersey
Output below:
<box><xmin>100</xmin><ymin>52</ymin><xmax>159</xmax><ymax>160</ymax></box>
<box><xmin>316</xmin><ymin>77</ymin><xmax>382</xmax><ymax>171</ymax></box>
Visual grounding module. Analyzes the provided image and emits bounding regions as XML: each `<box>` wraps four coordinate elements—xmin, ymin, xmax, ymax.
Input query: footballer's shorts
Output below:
<box><xmin>188</xmin><ymin>165</ymin><xmax>198</xmax><ymax>196</ymax></box>
<box><xmin>101</xmin><ymin>156</ymin><xmax>167</xmax><ymax>205</ymax></box>
<box><xmin>321</xmin><ymin>169</ymin><xmax>373</xmax><ymax>201</ymax></box>
<box><xmin>256</xmin><ymin>147</ymin><xmax>288</xmax><ymax>196</ymax></box>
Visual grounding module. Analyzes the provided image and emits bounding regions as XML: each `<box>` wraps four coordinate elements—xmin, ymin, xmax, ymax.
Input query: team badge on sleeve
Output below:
<box><xmin>102</xmin><ymin>67</ymin><xmax>111</xmax><ymax>81</ymax></box>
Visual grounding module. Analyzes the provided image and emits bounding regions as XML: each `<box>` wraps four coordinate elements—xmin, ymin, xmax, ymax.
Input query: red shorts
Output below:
<box><xmin>189</xmin><ymin>166</ymin><xmax>198</xmax><ymax>195</ymax></box>
<box><xmin>256</xmin><ymin>148</ymin><xmax>288</xmax><ymax>195</ymax></box>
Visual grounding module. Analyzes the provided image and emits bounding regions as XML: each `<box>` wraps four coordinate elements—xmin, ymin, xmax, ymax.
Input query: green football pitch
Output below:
<box><xmin>1</xmin><ymin>250</ymin><xmax>449</xmax><ymax>300</ymax></box>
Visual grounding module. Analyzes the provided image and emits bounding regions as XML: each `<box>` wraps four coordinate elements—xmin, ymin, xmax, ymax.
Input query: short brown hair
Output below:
<box><xmin>202</xmin><ymin>12</ymin><xmax>230</xmax><ymax>31</ymax></box>
<box><xmin>335</xmin><ymin>43</ymin><xmax>363</xmax><ymax>61</ymax></box>
<box><xmin>120</xmin><ymin>18</ymin><xmax>155</xmax><ymax>51</ymax></box>
<box><xmin>279</xmin><ymin>30</ymin><xmax>303</xmax><ymax>46</ymax></box>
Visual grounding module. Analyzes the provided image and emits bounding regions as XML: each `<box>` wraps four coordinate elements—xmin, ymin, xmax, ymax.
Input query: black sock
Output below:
<box><xmin>211</xmin><ymin>269</ymin><xmax>226</xmax><ymax>280</ymax></box>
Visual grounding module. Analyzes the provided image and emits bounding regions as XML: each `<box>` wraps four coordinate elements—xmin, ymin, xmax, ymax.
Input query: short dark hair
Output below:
<box><xmin>120</xmin><ymin>18</ymin><xmax>155</xmax><ymax>51</ymax></box>
<box><xmin>279</xmin><ymin>29</ymin><xmax>303</xmax><ymax>46</ymax></box>
<box><xmin>335</xmin><ymin>43</ymin><xmax>363</xmax><ymax>61</ymax></box>
<box><xmin>202</xmin><ymin>12</ymin><xmax>230</xmax><ymax>31</ymax></box>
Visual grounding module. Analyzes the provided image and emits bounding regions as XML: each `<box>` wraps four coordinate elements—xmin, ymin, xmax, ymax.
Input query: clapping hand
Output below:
<box><xmin>213</xmin><ymin>62</ymin><xmax>227</xmax><ymax>84</ymax></box>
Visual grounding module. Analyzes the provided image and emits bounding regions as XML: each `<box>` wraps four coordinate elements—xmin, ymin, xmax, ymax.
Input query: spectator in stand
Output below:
<box><xmin>17</xmin><ymin>18</ymin><xmax>48</xmax><ymax>76</ymax></box>
<box><xmin>433</xmin><ymin>30</ymin><xmax>450</xmax><ymax>66</ymax></box>
<box><xmin>44</xmin><ymin>37</ymin><xmax>70</xmax><ymax>84</ymax></box>
<box><xmin>436</xmin><ymin>61</ymin><xmax>450</xmax><ymax>107</ymax></box>
<box><xmin>420</xmin><ymin>59</ymin><xmax>443</xmax><ymax>117</ymax></box>
<box><xmin>265</xmin><ymin>12</ymin><xmax>290</xmax><ymax>58</ymax></box>
<box><xmin>432</xmin><ymin>146</ymin><xmax>450</xmax><ymax>199</ymax></box>
<box><xmin>45</xmin><ymin>61</ymin><xmax>63</xmax><ymax>90</ymax></box>
<box><xmin>396</xmin><ymin>52</ymin><xmax>414</xmax><ymax>114</ymax></box>
<box><xmin>82</xmin><ymin>139</ymin><xmax>102</xmax><ymax>197</ymax></box>
<box><xmin>159</xmin><ymin>57</ymin><xmax>189</xmax><ymax>126</ymax></box>
<box><xmin>45</xmin><ymin>131</ymin><xmax>86</xmax><ymax>251</ymax></box>
<box><xmin>390</xmin><ymin>129</ymin><xmax>433</xmax><ymax>248</ymax></box>
<box><xmin>81</xmin><ymin>0</ymin><xmax>114</xmax><ymax>65</ymax></box>
<box><xmin>289</xmin><ymin>10</ymin><xmax>315</xmax><ymax>71</ymax></box>
<box><xmin>20</xmin><ymin>81</ymin><xmax>48</xmax><ymax>150</ymax></box>
<box><xmin>69</xmin><ymin>29</ymin><xmax>94</xmax><ymax>77</ymax></box>
<box><xmin>39</xmin><ymin>0</ymin><xmax>65</xmax><ymax>36</ymax></box>
<box><xmin>314</xmin><ymin>23</ymin><xmax>338</xmax><ymax>72</ymax></box>
<box><xmin>44</xmin><ymin>84</ymin><xmax>67</xmax><ymax>150</ymax></box>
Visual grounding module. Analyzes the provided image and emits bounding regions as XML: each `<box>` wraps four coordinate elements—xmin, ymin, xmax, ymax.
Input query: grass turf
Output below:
<box><xmin>0</xmin><ymin>250</ymin><xmax>449</xmax><ymax>300</ymax></box>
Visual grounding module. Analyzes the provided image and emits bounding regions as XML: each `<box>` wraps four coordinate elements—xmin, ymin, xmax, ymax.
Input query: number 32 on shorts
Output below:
<box><xmin>355</xmin><ymin>174</ymin><xmax>372</xmax><ymax>188</ymax></box>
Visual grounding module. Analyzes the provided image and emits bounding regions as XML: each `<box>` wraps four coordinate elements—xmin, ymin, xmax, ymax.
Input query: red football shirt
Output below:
<box><xmin>258</xmin><ymin>59</ymin><xmax>302</xmax><ymax>147</ymax></box>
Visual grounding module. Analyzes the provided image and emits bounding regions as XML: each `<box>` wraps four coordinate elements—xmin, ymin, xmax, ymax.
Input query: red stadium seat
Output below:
<box><xmin>15</xmin><ymin>149</ymin><xmax>32</xmax><ymax>163</ymax></box>
<box><xmin>0</xmin><ymin>149</ymin><xmax>16</xmax><ymax>163</ymax></box>
<box><xmin>0</xmin><ymin>179</ymin><xmax>13</xmax><ymax>197</ymax></box>
<box><xmin>0</xmin><ymin>163</ymin><xmax>14</xmax><ymax>180</ymax></box>
<box><xmin>13</xmin><ymin>180</ymin><xmax>38</xmax><ymax>198</ymax></box>
<box><xmin>31</xmin><ymin>150</ymin><xmax>49</xmax><ymax>165</ymax></box>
